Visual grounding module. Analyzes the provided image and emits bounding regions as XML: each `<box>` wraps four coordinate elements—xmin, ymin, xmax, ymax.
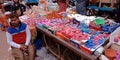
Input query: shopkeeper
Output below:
<box><xmin>6</xmin><ymin>13</ymin><xmax>35</xmax><ymax>60</ymax></box>
<box><xmin>11</xmin><ymin>0</ymin><xmax>26</xmax><ymax>16</ymax></box>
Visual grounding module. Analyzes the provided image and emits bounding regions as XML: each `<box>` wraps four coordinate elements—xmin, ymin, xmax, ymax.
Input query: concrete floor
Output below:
<box><xmin>0</xmin><ymin>30</ymin><xmax>14</xmax><ymax>60</ymax></box>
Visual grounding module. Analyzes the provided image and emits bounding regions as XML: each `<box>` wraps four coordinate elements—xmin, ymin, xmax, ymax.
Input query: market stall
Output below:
<box><xmin>36</xmin><ymin>26</ymin><xmax>97</xmax><ymax>60</ymax></box>
<box><xmin>35</xmin><ymin>14</ymin><xmax>110</xmax><ymax>60</ymax></box>
<box><xmin>18</xmin><ymin>0</ymin><xmax>120</xmax><ymax>60</ymax></box>
<box><xmin>0</xmin><ymin>0</ymin><xmax>120</xmax><ymax>60</ymax></box>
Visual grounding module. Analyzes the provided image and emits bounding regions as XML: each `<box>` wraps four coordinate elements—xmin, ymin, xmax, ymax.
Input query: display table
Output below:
<box><xmin>36</xmin><ymin>26</ymin><xmax>100</xmax><ymax>60</ymax></box>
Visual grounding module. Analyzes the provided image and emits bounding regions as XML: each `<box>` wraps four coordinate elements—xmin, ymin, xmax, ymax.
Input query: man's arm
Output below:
<box><xmin>25</xmin><ymin>26</ymin><xmax>31</xmax><ymax>46</ymax></box>
<box><xmin>6</xmin><ymin>32</ymin><xmax>21</xmax><ymax>48</ymax></box>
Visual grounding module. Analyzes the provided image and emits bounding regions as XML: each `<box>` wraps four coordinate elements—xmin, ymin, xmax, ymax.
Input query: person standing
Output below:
<box><xmin>25</xmin><ymin>0</ymin><xmax>38</xmax><ymax>8</ymax></box>
<box><xmin>57</xmin><ymin>0</ymin><xmax>68</xmax><ymax>12</ymax></box>
<box><xmin>11</xmin><ymin>0</ymin><xmax>26</xmax><ymax>16</ymax></box>
<box><xmin>76</xmin><ymin>0</ymin><xmax>88</xmax><ymax>15</ymax></box>
<box><xmin>6</xmin><ymin>13</ymin><xmax>35</xmax><ymax>60</ymax></box>
<box><xmin>0</xmin><ymin>3</ymin><xmax>8</xmax><ymax>31</ymax></box>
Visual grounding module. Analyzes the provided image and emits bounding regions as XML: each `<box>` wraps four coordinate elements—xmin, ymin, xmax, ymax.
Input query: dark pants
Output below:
<box><xmin>76</xmin><ymin>0</ymin><xmax>88</xmax><ymax>15</ymax></box>
<box><xmin>116</xmin><ymin>3</ymin><xmax>120</xmax><ymax>23</ymax></box>
<box><xmin>118</xmin><ymin>9</ymin><xmax>120</xmax><ymax>23</ymax></box>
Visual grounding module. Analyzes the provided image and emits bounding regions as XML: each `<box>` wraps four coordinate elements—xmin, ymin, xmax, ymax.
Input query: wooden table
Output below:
<box><xmin>37</xmin><ymin>26</ymin><xmax>99</xmax><ymax>60</ymax></box>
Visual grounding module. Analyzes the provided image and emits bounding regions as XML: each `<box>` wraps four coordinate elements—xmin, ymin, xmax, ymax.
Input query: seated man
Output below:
<box><xmin>6</xmin><ymin>13</ymin><xmax>35</xmax><ymax>60</ymax></box>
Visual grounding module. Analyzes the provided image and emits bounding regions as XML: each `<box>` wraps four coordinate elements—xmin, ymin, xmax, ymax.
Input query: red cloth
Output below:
<box><xmin>89</xmin><ymin>21</ymin><xmax>102</xmax><ymax>31</ymax></box>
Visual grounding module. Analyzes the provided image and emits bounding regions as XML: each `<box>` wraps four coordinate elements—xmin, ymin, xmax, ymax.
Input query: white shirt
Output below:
<box><xmin>6</xmin><ymin>26</ymin><xmax>31</xmax><ymax>48</ymax></box>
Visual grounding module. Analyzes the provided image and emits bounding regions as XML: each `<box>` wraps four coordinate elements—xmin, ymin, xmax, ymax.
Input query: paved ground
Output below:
<box><xmin>0</xmin><ymin>30</ymin><xmax>14</xmax><ymax>60</ymax></box>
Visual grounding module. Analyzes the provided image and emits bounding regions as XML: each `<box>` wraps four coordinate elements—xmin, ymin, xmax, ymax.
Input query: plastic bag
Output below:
<box><xmin>94</xmin><ymin>18</ymin><xmax>105</xmax><ymax>25</ymax></box>
<box><xmin>33</xmin><ymin>38</ymin><xmax>43</xmax><ymax>50</ymax></box>
<box><xmin>36</xmin><ymin>47</ymin><xmax>47</xmax><ymax>57</ymax></box>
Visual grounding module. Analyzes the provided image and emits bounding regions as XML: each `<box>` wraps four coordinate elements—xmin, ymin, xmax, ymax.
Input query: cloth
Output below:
<box><xmin>102</xmin><ymin>23</ymin><xmax>120</xmax><ymax>33</ymax></box>
<box><xmin>89</xmin><ymin>21</ymin><xmax>102</xmax><ymax>31</ymax></box>
<box><xmin>6</xmin><ymin>23</ymin><xmax>31</xmax><ymax>48</ymax></box>
<box><xmin>12</xmin><ymin>44</ymin><xmax>35</xmax><ymax>60</ymax></box>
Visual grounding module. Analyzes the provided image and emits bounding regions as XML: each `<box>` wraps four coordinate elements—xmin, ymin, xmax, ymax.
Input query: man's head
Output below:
<box><xmin>9</xmin><ymin>12</ymin><xmax>21</xmax><ymax>28</ymax></box>
<box><xmin>14</xmin><ymin>0</ymin><xmax>19</xmax><ymax>4</ymax></box>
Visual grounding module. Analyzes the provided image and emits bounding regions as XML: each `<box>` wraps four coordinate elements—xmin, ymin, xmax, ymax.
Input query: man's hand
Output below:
<box><xmin>20</xmin><ymin>45</ymin><xmax>28</xmax><ymax>52</ymax></box>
